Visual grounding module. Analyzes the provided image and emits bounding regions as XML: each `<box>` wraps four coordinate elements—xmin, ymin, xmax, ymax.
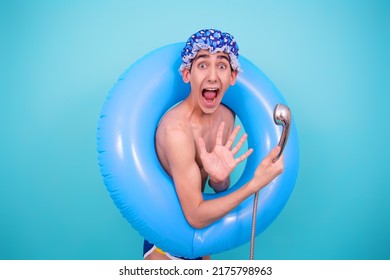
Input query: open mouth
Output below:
<box><xmin>202</xmin><ymin>88</ymin><xmax>219</xmax><ymax>103</ymax></box>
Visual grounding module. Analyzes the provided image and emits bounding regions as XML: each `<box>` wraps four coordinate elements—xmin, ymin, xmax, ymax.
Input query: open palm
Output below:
<box><xmin>198</xmin><ymin>122</ymin><xmax>253</xmax><ymax>183</ymax></box>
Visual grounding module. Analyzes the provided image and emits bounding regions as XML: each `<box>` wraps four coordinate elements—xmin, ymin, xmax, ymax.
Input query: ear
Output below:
<box><xmin>230</xmin><ymin>70</ymin><xmax>238</xmax><ymax>86</ymax></box>
<box><xmin>182</xmin><ymin>68</ymin><xmax>191</xmax><ymax>83</ymax></box>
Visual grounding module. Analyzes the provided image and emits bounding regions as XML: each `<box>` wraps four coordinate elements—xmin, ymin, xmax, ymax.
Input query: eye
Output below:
<box><xmin>218</xmin><ymin>63</ymin><xmax>227</xmax><ymax>70</ymax></box>
<box><xmin>198</xmin><ymin>63</ymin><xmax>207</xmax><ymax>69</ymax></box>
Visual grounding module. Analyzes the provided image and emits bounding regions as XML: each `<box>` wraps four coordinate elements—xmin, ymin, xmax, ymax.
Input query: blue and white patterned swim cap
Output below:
<box><xmin>179</xmin><ymin>29</ymin><xmax>241</xmax><ymax>74</ymax></box>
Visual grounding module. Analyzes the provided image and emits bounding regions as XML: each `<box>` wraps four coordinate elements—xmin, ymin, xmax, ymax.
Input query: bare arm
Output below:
<box><xmin>164</xmin><ymin>126</ymin><xmax>283</xmax><ymax>229</ymax></box>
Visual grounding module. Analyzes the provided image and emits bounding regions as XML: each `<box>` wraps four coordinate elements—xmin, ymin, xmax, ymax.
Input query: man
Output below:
<box><xmin>144</xmin><ymin>29</ymin><xmax>284</xmax><ymax>260</ymax></box>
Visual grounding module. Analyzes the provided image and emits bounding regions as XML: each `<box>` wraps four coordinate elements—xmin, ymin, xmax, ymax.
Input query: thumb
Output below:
<box><xmin>198</xmin><ymin>137</ymin><xmax>207</xmax><ymax>156</ymax></box>
<box><xmin>269</xmin><ymin>146</ymin><xmax>281</xmax><ymax>161</ymax></box>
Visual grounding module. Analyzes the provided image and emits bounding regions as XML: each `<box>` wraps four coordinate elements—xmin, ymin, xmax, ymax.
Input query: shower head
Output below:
<box><xmin>273</xmin><ymin>104</ymin><xmax>291</xmax><ymax>162</ymax></box>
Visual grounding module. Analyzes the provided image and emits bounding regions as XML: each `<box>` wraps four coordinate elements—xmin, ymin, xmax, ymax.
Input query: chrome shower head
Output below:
<box><xmin>273</xmin><ymin>104</ymin><xmax>291</xmax><ymax>162</ymax></box>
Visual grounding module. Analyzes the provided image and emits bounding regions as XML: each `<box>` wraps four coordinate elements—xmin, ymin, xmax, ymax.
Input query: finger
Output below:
<box><xmin>269</xmin><ymin>146</ymin><xmax>281</xmax><ymax>162</ymax></box>
<box><xmin>197</xmin><ymin>137</ymin><xmax>207</xmax><ymax>156</ymax></box>
<box><xmin>225</xmin><ymin>125</ymin><xmax>241</xmax><ymax>149</ymax></box>
<box><xmin>235</xmin><ymin>148</ymin><xmax>253</xmax><ymax>163</ymax></box>
<box><xmin>272</xmin><ymin>154</ymin><xmax>284</xmax><ymax>175</ymax></box>
<box><xmin>231</xmin><ymin>132</ymin><xmax>248</xmax><ymax>155</ymax></box>
<box><xmin>277</xmin><ymin>154</ymin><xmax>284</xmax><ymax>162</ymax></box>
<box><xmin>215</xmin><ymin>122</ymin><xmax>225</xmax><ymax>146</ymax></box>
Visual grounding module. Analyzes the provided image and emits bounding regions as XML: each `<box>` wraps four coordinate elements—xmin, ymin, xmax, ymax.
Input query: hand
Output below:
<box><xmin>198</xmin><ymin>122</ymin><xmax>253</xmax><ymax>184</ymax></box>
<box><xmin>252</xmin><ymin>146</ymin><xmax>284</xmax><ymax>191</ymax></box>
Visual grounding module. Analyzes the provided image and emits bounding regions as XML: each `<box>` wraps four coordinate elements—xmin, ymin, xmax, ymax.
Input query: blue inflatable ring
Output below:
<box><xmin>97</xmin><ymin>43</ymin><xmax>299</xmax><ymax>259</ymax></box>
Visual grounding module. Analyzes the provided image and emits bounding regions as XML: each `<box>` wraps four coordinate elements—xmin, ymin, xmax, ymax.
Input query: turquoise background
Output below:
<box><xmin>1</xmin><ymin>0</ymin><xmax>389</xmax><ymax>260</ymax></box>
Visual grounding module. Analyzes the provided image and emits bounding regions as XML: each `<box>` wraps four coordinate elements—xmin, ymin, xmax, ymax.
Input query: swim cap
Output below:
<box><xmin>179</xmin><ymin>29</ymin><xmax>241</xmax><ymax>74</ymax></box>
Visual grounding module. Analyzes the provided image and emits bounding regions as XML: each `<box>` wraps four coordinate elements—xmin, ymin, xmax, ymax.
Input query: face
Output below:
<box><xmin>182</xmin><ymin>50</ymin><xmax>238</xmax><ymax>114</ymax></box>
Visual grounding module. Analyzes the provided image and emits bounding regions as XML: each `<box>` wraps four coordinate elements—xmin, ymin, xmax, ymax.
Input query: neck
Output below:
<box><xmin>182</xmin><ymin>97</ymin><xmax>218</xmax><ymax>125</ymax></box>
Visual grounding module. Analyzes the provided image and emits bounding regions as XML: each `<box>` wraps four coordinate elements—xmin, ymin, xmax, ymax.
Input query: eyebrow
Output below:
<box><xmin>193</xmin><ymin>53</ymin><xmax>230</xmax><ymax>63</ymax></box>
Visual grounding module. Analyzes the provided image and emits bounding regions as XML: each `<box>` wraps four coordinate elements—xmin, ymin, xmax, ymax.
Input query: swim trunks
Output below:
<box><xmin>143</xmin><ymin>240</ymin><xmax>202</xmax><ymax>260</ymax></box>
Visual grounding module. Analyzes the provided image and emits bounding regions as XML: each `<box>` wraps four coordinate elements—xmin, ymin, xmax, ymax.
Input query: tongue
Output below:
<box><xmin>203</xmin><ymin>91</ymin><xmax>217</xmax><ymax>101</ymax></box>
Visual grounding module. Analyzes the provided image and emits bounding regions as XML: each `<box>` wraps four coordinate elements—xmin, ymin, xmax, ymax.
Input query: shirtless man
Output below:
<box><xmin>144</xmin><ymin>29</ymin><xmax>284</xmax><ymax>260</ymax></box>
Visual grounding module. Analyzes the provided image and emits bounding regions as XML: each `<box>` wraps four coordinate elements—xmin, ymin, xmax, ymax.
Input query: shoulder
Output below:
<box><xmin>219</xmin><ymin>104</ymin><xmax>236</xmax><ymax>130</ymax></box>
<box><xmin>157</xmin><ymin>108</ymin><xmax>193</xmax><ymax>144</ymax></box>
<box><xmin>220</xmin><ymin>103</ymin><xmax>235</xmax><ymax>117</ymax></box>
<box><xmin>156</xmin><ymin>112</ymin><xmax>195</xmax><ymax>165</ymax></box>
<box><xmin>160</xmin><ymin>122</ymin><xmax>193</xmax><ymax>148</ymax></box>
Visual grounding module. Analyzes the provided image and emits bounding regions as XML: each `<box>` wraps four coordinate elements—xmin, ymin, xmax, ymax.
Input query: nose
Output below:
<box><xmin>207</xmin><ymin>65</ymin><xmax>217</xmax><ymax>83</ymax></box>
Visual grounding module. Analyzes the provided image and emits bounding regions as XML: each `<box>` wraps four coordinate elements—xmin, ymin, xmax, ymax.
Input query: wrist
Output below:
<box><xmin>209</xmin><ymin>177</ymin><xmax>224</xmax><ymax>186</ymax></box>
<box><xmin>248</xmin><ymin>178</ymin><xmax>265</xmax><ymax>193</ymax></box>
<box><xmin>209</xmin><ymin>177</ymin><xmax>229</xmax><ymax>192</ymax></box>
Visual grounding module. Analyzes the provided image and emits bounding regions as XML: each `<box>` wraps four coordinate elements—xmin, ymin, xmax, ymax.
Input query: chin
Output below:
<box><xmin>199</xmin><ymin>99</ymin><xmax>221</xmax><ymax>114</ymax></box>
<box><xmin>201</xmin><ymin>104</ymin><xmax>220</xmax><ymax>115</ymax></box>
